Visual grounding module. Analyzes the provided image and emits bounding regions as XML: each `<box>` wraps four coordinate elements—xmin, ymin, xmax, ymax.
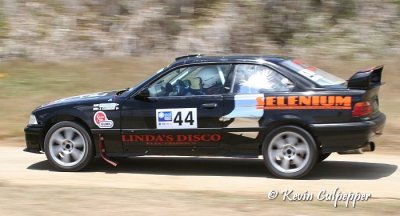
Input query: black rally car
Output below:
<box><xmin>24</xmin><ymin>55</ymin><xmax>385</xmax><ymax>178</ymax></box>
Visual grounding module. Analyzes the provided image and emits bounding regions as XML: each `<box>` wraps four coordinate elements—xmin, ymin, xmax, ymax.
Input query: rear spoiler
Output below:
<box><xmin>347</xmin><ymin>65</ymin><xmax>383</xmax><ymax>89</ymax></box>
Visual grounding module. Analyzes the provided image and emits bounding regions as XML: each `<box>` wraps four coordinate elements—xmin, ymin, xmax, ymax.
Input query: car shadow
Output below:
<box><xmin>27</xmin><ymin>157</ymin><xmax>397</xmax><ymax>180</ymax></box>
<box><xmin>306</xmin><ymin>160</ymin><xmax>398</xmax><ymax>180</ymax></box>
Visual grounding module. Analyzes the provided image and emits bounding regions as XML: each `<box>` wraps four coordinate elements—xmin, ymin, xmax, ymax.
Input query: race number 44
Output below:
<box><xmin>156</xmin><ymin>108</ymin><xmax>197</xmax><ymax>129</ymax></box>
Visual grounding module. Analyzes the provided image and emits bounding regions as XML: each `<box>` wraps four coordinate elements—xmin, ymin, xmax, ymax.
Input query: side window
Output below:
<box><xmin>147</xmin><ymin>64</ymin><xmax>232</xmax><ymax>97</ymax></box>
<box><xmin>231</xmin><ymin>64</ymin><xmax>294</xmax><ymax>94</ymax></box>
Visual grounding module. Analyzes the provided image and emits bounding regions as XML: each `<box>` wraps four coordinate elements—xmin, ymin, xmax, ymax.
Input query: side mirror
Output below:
<box><xmin>134</xmin><ymin>89</ymin><xmax>150</xmax><ymax>100</ymax></box>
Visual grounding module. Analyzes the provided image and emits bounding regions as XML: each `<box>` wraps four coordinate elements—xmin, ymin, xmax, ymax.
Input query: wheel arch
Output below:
<box><xmin>258</xmin><ymin>118</ymin><xmax>320</xmax><ymax>155</ymax></box>
<box><xmin>41</xmin><ymin>114</ymin><xmax>93</xmax><ymax>151</ymax></box>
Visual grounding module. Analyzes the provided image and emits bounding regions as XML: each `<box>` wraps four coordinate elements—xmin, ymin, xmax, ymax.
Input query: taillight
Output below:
<box><xmin>352</xmin><ymin>102</ymin><xmax>372</xmax><ymax>117</ymax></box>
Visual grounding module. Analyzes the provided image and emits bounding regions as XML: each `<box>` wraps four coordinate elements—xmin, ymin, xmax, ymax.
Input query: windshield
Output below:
<box><xmin>280</xmin><ymin>59</ymin><xmax>345</xmax><ymax>87</ymax></box>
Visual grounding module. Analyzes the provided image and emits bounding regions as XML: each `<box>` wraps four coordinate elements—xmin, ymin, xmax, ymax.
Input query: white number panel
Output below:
<box><xmin>156</xmin><ymin>108</ymin><xmax>197</xmax><ymax>129</ymax></box>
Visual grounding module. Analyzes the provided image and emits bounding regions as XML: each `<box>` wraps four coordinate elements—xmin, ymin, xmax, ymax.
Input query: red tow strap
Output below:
<box><xmin>98</xmin><ymin>134</ymin><xmax>118</xmax><ymax>167</ymax></box>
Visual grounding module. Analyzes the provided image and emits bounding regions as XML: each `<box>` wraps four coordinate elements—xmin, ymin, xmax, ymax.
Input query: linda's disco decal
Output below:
<box><xmin>122</xmin><ymin>134</ymin><xmax>221</xmax><ymax>146</ymax></box>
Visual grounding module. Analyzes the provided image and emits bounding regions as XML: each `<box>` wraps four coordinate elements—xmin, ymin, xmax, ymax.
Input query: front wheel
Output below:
<box><xmin>262</xmin><ymin>126</ymin><xmax>317</xmax><ymax>179</ymax></box>
<box><xmin>44</xmin><ymin>121</ymin><xmax>93</xmax><ymax>171</ymax></box>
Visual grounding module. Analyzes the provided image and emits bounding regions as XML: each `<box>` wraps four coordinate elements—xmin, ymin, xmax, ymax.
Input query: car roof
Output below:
<box><xmin>170</xmin><ymin>54</ymin><xmax>291</xmax><ymax>68</ymax></box>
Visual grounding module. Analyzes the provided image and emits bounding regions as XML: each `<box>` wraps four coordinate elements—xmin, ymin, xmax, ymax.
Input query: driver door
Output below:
<box><xmin>120</xmin><ymin>64</ymin><xmax>233</xmax><ymax>156</ymax></box>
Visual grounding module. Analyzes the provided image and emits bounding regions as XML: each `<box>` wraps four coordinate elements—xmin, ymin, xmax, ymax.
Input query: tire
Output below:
<box><xmin>44</xmin><ymin>121</ymin><xmax>93</xmax><ymax>171</ymax></box>
<box><xmin>318</xmin><ymin>153</ymin><xmax>331</xmax><ymax>162</ymax></box>
<box><xmin>262</xmin><ymin>125</ymin><xmax>317</xmax><ymax>179</ymax></box>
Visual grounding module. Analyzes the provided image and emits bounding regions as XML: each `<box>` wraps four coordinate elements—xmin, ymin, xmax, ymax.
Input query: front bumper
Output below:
<box><xmin>24</xmin><ymin>125</ymin><xmax>44</xmax><ymax>153</ymax></box>
<box><xmin>310</xmin><ymin>112</ymin><xmax>386</xmax><ymax>153</ymax></box>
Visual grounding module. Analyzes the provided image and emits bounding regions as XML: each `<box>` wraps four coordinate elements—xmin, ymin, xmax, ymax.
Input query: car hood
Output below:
<box><xmin>36</xmin><ymin>90</ymin><xmax>119</xmax><ymax>110</ymax></box>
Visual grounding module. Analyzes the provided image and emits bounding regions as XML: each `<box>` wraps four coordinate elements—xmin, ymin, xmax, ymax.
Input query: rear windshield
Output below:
<box><xmin>280</xmin><ymin>59</ymin><xmax>345</xmax><ymax>87</ymax></box>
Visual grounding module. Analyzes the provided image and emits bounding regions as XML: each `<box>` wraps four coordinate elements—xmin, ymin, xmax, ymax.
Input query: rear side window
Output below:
<box><xmin>231</xmin><ymin>64</ymin><xmax>294</xmax><ymax>94</ymax></box>
<box><xmin>280</xmin><ymin>59</ymin><xmax>345</xmax><ymax>87</ymax></box>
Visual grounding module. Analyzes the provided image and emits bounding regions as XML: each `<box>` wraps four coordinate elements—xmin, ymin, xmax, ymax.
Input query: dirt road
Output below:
<box><xmin>0</xmin><ymin>145</ymin><xmax>399</xmax><ymax>215</ymax></box>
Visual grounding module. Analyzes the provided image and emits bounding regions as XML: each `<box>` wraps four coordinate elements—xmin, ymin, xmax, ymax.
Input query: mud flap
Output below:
<box><xmin>98</xmin><ymin>134</ymin><xmax>118</xmax><ymax>167</ymax></box>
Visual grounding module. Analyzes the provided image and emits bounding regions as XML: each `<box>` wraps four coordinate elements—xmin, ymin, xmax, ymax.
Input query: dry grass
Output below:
<box><xmin>0</xmin><ymin>56</ymin><xmax>399</xmax><ymax>151</ymax></box>
<box><xmin>0</xmin><ymin>57</ymin><xmax>171</xmax><ymax>138</ymax></box>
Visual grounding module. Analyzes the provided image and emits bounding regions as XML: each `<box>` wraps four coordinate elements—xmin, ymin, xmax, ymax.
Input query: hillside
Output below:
<box><xmin>0</xmin><ymin>0</ymin><xmax>399</xmax><ymax>60</ymax></box>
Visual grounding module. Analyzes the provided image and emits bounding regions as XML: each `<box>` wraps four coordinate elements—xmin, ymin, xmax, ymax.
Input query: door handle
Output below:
<box><xmin>201</xmin><ymin>103</ymin><xmax>218</xmax><ymax>109</ymax></box>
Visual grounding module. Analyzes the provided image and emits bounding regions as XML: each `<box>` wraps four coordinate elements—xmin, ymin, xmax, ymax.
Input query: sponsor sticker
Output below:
<box><xmin>93</xmin><ymin>103</ymin><xmax>119</xmax><ymax>111</ymax></box>
<box><xmin>93</xmin><ymin>111</ymin><xmax>114</xmax><ymax>128</ymax></box>
<box><xmin>122</xmin><ymin>134</ymin><xmax>221</xmax><ymax>145</ymax></box>
<box><xmin>158</xmin><ymin>111</ymin><xmax>172</xmax><ymax>121</ymax></box>
<box><xmin>156</xmin><ymin>108</ymin><xmax>197</xmax><ymax>129</ymax></box>
<box><xmin>256</xmin><ymin>95</ymin><xmax>352</xmax><ymax>110</ymax></box>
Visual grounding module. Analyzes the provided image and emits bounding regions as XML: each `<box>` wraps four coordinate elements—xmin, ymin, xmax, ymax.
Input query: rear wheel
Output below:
<box><xmin>262</xmin><ymin>126</ymin><xmax>317</xmax><ymax>179</ymax></box>
<box><xmin>44</xmin><ymin>121</ymin><xmax>93</xmax><ymax>171</ymax></box>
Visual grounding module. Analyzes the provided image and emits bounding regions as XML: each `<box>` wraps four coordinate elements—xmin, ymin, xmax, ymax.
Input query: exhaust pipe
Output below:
<box><xmin>338</xmin><ymin>142</ymin><xmax>375</xmax><ymax>154</ymax></box>
<box><xmin>362</xmin><ymin>141</ymin><xmax>375</xmax><ymax>152</ymax></box>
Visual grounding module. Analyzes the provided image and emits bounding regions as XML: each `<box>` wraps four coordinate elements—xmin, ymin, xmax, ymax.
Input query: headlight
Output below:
<box><xmin>28</xmin><ymin>114</ymin><xmax>38</xmax><ymax>125</ymax></box>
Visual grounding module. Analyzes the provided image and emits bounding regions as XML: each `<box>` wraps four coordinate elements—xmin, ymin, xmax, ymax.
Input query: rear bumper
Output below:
<box><xmin>310</xmin><ymin>113</ymin><xmax>386</xmax><ymax>153</ymax></box>
<box><xmin>24</xmin><ymin>125</ymin><xmax>44</xmax><ymax>153</ymax></box>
